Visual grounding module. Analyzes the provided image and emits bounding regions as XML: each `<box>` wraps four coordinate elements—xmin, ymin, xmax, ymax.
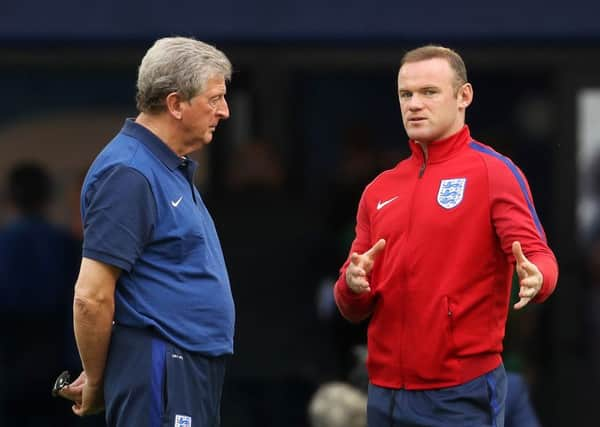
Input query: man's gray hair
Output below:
<box><xmin>136</xmin><ymin>36</ymin><xmax>232</xmax><ymax>113</ymax></box>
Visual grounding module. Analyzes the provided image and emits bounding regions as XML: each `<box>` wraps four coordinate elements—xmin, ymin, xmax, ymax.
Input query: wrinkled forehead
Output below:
<box><xmin>397</xmin><ymin>58</ymin><xmax>457</xmax><ymax>89</ymax></box>
<box><xmin>200</xmin><ymin>76</ymin><xmax>227</xmax><ymax>94</ymax></box>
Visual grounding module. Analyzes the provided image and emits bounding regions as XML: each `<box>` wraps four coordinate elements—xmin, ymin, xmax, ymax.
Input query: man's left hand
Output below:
<box><xmin>512</xmin><ymin>241</ymin><xmax>543</xmax><ymax>310</ymax></box>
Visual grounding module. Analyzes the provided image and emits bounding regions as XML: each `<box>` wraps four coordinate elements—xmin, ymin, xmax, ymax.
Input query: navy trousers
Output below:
<box><xmin>104</xmin><ymin>325</ymin><xmax>227</xmax><ymax>427</ymax></box>
<box><xmin>367</xmin><ymin>364</ymin><xmax>507</xmax><ymax>427</ymax></box>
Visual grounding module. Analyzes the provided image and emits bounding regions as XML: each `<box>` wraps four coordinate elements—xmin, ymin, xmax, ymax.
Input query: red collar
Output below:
<box><xmin>408</xmin><ymin>125</ymin><xmax>471</xmax><ymax>165</ymax></box>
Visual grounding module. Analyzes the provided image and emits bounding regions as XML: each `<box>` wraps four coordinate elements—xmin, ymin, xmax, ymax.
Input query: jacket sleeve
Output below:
<box><xmin>489</xmin><ymin>158</ymin><xmax>558</xmax><ymax>302</ymax></box>
<box><xmin>334</xmin><ymin>190</ymin><xmax>377</xmax><ymax>322</ymax></box>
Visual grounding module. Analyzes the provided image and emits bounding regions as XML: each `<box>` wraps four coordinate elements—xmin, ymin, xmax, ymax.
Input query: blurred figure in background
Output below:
<box><xmin>308</xmin><ymin>382</ymin><xmax>367</xmax><ymax>427</ymax></box>
<box><xmin>502</xmin><ymin>274</ymin><xmax>544</xmax><ymax>427</ymax></box>
<box><xmin>582</xmin><ymin>151</ymin><xmax>600</xmax><ymax>389</ymax></box>
<box><xmin>211</xmin><ymin>140</ymin><xmax>322</xmax><ymax>427</ymax></box>
<box><xmin>307</xmin><ymin>343</ymin><xmax>541</xmax><ymax>427</ymax></box>
<box><xmin>504</xmin><ymin>371</ymin><xmax>542</xmax><ymax>427</ymax></box>
<box><xmin>314</xmin><ymin>125</ymin><xmax>380</xmax><ymax>381</ymax></box>
<box><xmin>584</xmin><ymin>232</ymin><xmax>600</xmax><ymax>386</ymax></box>
<box><xmin>0</xmin><ymin>161</ymin><xmax>80</xmax><ymax>426</ymax></box>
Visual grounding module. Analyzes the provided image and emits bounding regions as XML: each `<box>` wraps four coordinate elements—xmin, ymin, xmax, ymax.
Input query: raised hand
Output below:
<box><xmin>345</xmin><ymin>239</ymin><xmax>386</xmax><ymax>294</ymax></box>
<box><xmin>512</xmin><ymin>241</ymin><xmax>543</xmax><ymax>310</ymax></box>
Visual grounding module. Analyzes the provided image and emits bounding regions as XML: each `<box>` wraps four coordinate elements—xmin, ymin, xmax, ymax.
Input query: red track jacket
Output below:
<box><xmin>334</xmin><ymin>125</ymin><xmax>558</xmax><ymax>390</ymax></box>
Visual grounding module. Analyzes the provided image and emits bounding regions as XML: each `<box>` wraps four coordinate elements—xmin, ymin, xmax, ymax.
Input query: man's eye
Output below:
<box><xmin>399</xmin><ymin>92</ymin><xmax>411</xmax><ymax>99</ymax></box>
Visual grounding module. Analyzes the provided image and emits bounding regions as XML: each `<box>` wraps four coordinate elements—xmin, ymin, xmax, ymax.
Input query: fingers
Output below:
<box><xmin>513</xmin><ymin>275</ymin><xmax>542</xmax><ymax>310</ymax></box>
<box><xmin>512</xmin><ymin>241</ymin><xmax>543</xmax><ymax>282</ymax></box>
<box><xmin>345</xmin><ymin>239</ymin><xmax>386</xmax><ymax>294</ymax></box>
<box><xmin>70</xmin><ymin>372</ymin><xmax>87</xmax><ymax>388</ymax></box>
<box><xmin>519</xmin><ymin>261</ymin><xmax>540</xmax><ymax>278</ymax></box>
<box><xmin>365</xmin><ymin>239</ymin><xmax>386</xmax><ymax>261</ymax></box>
<box><xmin>512</xmin><ymin>245</ymin><xmax>543</xmax><ymax>311</ymax></box>
<box><xmin>512</xmin><ymin>241</ymin><xmax>528</xmax><ymax>265</ymax></box>
<box><xmin>349</xmin><ymin>280</ymin><xmax>371</xmax><ymax>294</ymax></box>
<box><xmin>348</xmin><ymin>253</ymin><xmax>367</xmax><ymax>276</ymax></box>
<box><xmin>351</xmin><ymin>239</ymin><xmax>386</xmax><ymax>272</ymax></box>
<box><xmin>515</xmin><ymin>265</ymin><xmax>527</xmax><ymax>280</ymax></box>
<box><xmin>345</xmin><ymin>262</ymin><xmax>371</xmax><ymax>294</ymax></box>
<box><xmin>72</xmin><ymin>402</ymin><xmax>82</xmax><ymax>415</ymax></box>
<box><xmin>73</xmin><ymin>404</ymin><xmax>99</xmax><ymax>417</ymax></box>
<box><xmin>72</xmin><ymin>384</ymin><xmax>104</xmax><ymax>417</ymax></box>
<box><xmin>519</xmin><ymin>275</ymin><xmax>541</xmax><ymax>290</ymax></box>
<box><xmin>58</xmin><ymin>371</ymin><xmax>86</xmax><ymax>403</ymax></box>
<box><xmin>513</xmin><ymin>283</ymin><xmax>537</xmax><ymax>309</ymax></box>
<box><xmin>59</xmin><ymin>385</ymin><xmax>83</xmax><ymax>403</ymax></box>
<box><xmin>513</xmin><ymin>296</ymin><xmax>530</xmax><ymax>310</ymax></box>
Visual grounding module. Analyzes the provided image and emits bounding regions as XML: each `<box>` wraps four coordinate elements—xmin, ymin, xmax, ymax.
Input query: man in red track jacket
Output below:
<box><xmin>334</xmin><ymin>45</ymin><xmax>558</xmax><ymax>427</ymax></box>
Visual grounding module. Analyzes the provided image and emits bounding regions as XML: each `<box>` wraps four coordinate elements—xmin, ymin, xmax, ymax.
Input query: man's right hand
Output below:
<box><xmin>73</xmin><ymin>381</ymin><xmax>105</xmax><ymax>416</ymax></box>
<box><xmin>58</xmin><ymin>370</ymin><xmax>86</xmax><ymax>404</ymax></box>
<box><xmin>59</xmin><ymin>370</ymin><xmax>105</xmax><ymax>416</ymax></box>
<box><xmin>345</xmin><ymin>239</ymin><xmax>386</xmax><ymax>294</ymax></box>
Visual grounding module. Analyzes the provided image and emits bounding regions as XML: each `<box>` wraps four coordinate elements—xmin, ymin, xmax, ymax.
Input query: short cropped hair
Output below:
<box><xmin>136</xmin><ymin>37</ymin><xmax>232</xmax><ymax>113</ymax></box>
<box><xmin>400</xmin><ymin>45</ymin><xmax>468</xmax><ymax>91</ymax></box>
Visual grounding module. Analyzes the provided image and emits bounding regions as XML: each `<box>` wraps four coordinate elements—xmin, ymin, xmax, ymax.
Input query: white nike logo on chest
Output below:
<box><xmin>171</xmin><ymin>196</ymin><xmax>183</xmax><ymax>207</ymax></box>
<box><xmin>377</xmin><ymin>196</ymin><xmax>399</xmax><ymax>210</ymax></box>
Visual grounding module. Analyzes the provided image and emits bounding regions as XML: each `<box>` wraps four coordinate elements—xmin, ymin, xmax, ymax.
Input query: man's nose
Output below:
<box><xmin>407</xmin><ymin>94</ymin><xmax>424</xmax><ymax>109</ymax></box>
<box><xmin>217</xmin><ymin>98</ymin><xmax>230</xmax><ymax>119</ymax></box>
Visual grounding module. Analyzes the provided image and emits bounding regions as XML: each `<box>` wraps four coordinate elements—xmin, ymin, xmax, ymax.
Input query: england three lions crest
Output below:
<box><xmin>175</xmin><ymin>415</ymin><xmax>191</xmax><ymax>427</ymax></box>
<box><xmin>437</xmin><ymin>178</ymin><xmax>466</xmax><ymax>209</ymax></box>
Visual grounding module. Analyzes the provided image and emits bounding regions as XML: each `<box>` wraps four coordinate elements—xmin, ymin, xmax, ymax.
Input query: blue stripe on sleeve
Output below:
<box><xmin>469</xmin><ymin>142</ymin><xmax>545</xmax><ymax>241</ymax></box>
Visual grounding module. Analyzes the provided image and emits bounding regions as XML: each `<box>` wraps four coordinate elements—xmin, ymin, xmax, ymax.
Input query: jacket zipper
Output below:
<box><xmin>399</xmin><ymin>156</ymin><xmax>426</xmax><ymax>388</ymax></box>
<box><xmin>417</xmin><ymin>142</ymin><xmax>428</xmax><ymax>178</ymax></box>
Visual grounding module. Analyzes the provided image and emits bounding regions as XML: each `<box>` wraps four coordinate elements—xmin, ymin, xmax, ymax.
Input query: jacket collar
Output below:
<box><xmin>120</xmin><ymin>118</ymin><xmax>195</xmax><ymax>172</ymax></box>
<box><xmin>408</xmin><ymin>125</ymin><xmax>471</xmax><ymax>165</ymax></box>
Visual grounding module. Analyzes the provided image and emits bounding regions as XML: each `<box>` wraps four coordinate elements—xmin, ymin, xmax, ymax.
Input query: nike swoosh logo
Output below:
<box><xmin>171</xmin><ymin>196</ymin><xmax>183</xmax><ymax>207</ymax></box>
<box><xmin>377</xmin><ymin>196</ymin><xmax>399</xmax><ymax>210</ymax></box>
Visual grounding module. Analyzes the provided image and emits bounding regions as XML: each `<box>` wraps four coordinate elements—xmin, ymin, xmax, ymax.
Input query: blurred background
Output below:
<box><xmin>0</xmin><ymin>1</ymin><xmax>599</xmax><ymax>426</ymax></box>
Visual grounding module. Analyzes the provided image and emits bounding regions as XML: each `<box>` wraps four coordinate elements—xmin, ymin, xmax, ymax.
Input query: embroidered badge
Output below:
<box><xmin>437</xmin><ymin>178</ymin><xmax>466</xmax><ymax>209</ymax></box>
<box><xmin>175</xmin><ymin>414</ymin><xmax>192</xmax><ymax>427</ymax></box>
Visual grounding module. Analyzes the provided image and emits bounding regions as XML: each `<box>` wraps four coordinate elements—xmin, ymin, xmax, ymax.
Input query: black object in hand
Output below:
<box><xmin>51</xmin><ymin>370</ymin><xmax>71</xmax><ymax>397</ymax></box>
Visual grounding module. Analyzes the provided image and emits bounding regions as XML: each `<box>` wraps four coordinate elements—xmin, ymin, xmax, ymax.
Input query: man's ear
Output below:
<box><xmin>165</xmin><ymin>92</ymin><xmax>184</xmax><ymax>120</ymax></box>
<box><xmin>458</xmin><ymin>83</ymin><xmax>473</xmax><ymax>110</ymax></box>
